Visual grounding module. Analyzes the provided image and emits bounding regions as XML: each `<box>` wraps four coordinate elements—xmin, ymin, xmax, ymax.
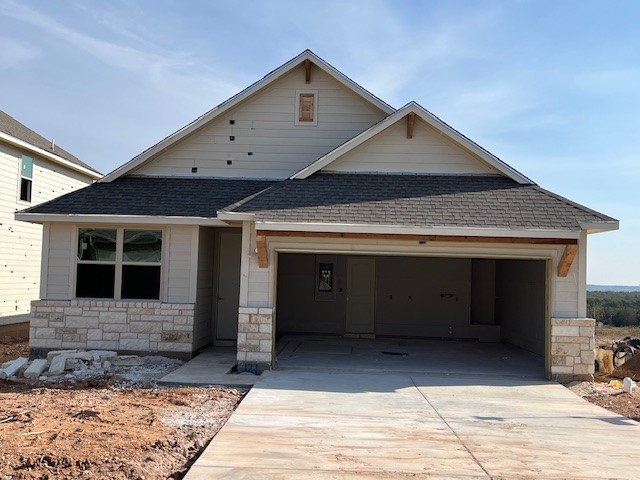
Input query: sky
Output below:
<box><xmin>0</xmin><ymin>0</ymin><xmax>638</xmax><ymax>285</ymax></box>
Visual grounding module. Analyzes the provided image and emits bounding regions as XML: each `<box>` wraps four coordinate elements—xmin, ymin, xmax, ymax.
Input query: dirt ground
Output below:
<box><xmin>568</xmin><ymin>326</ymin><xmax>640</xmax><ymax>422</ymax></box>
<box><xmin>0</xmin><ymin>335</ymin><xmax>30</xmax><ymax>365</ymax></box>
<box><xmin>0</xmin><ymin>335</ymin><xmax>246</xmax><ymax>480</ymax></box>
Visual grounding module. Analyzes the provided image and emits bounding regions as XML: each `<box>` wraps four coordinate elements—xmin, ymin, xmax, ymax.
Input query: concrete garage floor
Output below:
<box><xmin>275</xmin><ymin>336</ymin><xmax>544</xmax><ymax>377</ymax></box>
<box><xmin>185</xmin><ymin>338</ymin><xmax>640</xmax><ymax>479</ymax></box>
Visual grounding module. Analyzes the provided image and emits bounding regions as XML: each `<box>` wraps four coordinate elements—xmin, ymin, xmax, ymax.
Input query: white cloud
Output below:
<box><xmin>0</xmin><ymin>37</ymin><xmax>41</xmax><ymax>69</ymax></box>
<box><xmin>0</xmin><ymin>0</ymin><xmax>241</xmax><ymax>102</ymax></box>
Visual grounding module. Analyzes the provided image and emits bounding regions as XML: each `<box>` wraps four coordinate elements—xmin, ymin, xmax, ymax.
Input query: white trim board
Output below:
<box><xmin>15</xmin><ymin>213</ymin><xmax>232</xmax><ymax>226</ymax></box>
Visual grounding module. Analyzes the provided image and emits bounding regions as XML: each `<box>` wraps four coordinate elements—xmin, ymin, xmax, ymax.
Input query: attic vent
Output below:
<box><xmin>191</xmin><ymin>167</ymin><xmax>198</xmax><ymax>173</ymax></box>
<box><xmin>229</xmin><ymin>119</ymin><xmax>235</xmax><ymax>125</ymax></box>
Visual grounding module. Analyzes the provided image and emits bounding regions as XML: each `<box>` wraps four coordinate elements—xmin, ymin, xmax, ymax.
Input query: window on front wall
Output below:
<box><xmin>76</xmin><ymin>228</ymin><xmax>162</xmax><ymax>300</ymax></box>
<box><xmin>19</xmin><ymin>155</ymin><xmax>33</xmax><ymax>202</ymax></box>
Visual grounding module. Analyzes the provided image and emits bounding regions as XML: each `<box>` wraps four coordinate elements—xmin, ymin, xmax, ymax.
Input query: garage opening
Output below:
<box><xmin>276</xmin><ymin>253</ymin><xmax>547</xmax><ymax>358</ymax></box>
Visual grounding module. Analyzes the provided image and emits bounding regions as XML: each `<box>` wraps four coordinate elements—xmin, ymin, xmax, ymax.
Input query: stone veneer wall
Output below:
<box><xmin>30</xmin><ymin>300</ymin><xmax>195</xmax><ymax>356</ymax></box>
<box><xmin>550</xmin><ymin>317</ymin><xmax>595</xmax><ymax>382</ymax></box>
<box><xmin>237</xmin><ymin>307</ymin><xmax>274</xmax><ymax>374</ymax></box>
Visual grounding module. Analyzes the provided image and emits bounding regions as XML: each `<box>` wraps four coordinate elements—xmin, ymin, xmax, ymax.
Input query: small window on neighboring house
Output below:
<box><xmin>19</xmin><ymin>155</ymin><xmax>33</xmax><ymax>202</ymax></box>
<box><xmin>295</xmin><ymin>90</ymin><xmax>318</xmax><ymax>126</ymax></box>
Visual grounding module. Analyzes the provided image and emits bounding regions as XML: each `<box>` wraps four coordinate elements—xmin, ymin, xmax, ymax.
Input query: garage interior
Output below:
<box><xmin>275</xmin><ymin>253</ymin><xmax>547</xmax><ymax>371</ymax></box>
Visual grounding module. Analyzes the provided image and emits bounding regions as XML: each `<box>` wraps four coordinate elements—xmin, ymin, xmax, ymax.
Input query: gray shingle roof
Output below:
<box><xmin>21</xmin><ymin>173</ymin><xmax>616</xmax><ymax>231</ymax></box>
<box><xmin>0</xmin><ymin>109</ymin><xmax>100</xmax><ymax>175</ymax></box>
<box><xmin>225</xmin><ymin>173</ymin><xmax>616</xmax><ymax>231</ymax></box>
<box><xmin>21</xmin><ymin>177</ymin><xmax>276</xmax><ymax>217</ymax></box>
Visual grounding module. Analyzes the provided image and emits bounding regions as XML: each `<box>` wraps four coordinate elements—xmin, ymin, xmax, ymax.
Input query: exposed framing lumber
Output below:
<box><xmin>557</xmin><ymin>244</ymin><xmax>578</xmax><ymax>277</ymax></box>
<box><xmin>406</xmin><ymin>112</ymin><xmax>415</xmax><ymax>139</ymax></box>
<box><xmin>256</xmin><ymin>234</ymin><xmax>268</xmax><ymax>268</ymax></box>
<box><xmin>258</xmin><ymin>230</ymin><xmax>578</xmax><ymax>245</ymax></box>
<box><xmin>304</xmin><ymin>59</ymin><xmax>311</xmax><ymax>83</ymax></box>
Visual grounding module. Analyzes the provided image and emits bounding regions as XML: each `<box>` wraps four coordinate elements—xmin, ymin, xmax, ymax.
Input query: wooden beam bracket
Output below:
<box><xmin>557</xmin><ymin>244</ymin><xmax>578</xmax><ymax>277</ymax></box>
<box><xmin>304</xmin><ymin>59</ymin><xmax>311</xmax><ymax>84</ymax></box>
<box><xmin>256</xmin><ymin>234</ymin><xmax>268</xmax><ymax>268</ymax></box>
<box><xmin>258</xmin><ymin>230</ymin><xmax>578</xmax><ymax>246</ymax></box>
<box><xmin>406</xmin><ymin>112</ymin><xmax>415</xmax><ymax>139</ymax></box>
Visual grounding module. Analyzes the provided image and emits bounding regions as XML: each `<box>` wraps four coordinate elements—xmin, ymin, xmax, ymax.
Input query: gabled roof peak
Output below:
<box><xmin>100</xmin><ymin>50</ymin><xmax>394</xmax><ymax>183</ymax></box>
<box><xmin>291</xmin><ymin>101</ymin><xmax>533</xmax><ymax>184</ymax></box>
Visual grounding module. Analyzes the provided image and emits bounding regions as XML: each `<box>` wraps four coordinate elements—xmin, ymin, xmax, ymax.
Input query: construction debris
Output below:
<box><xmin>0</xmin><ymin>357</ymin><xmax>28</xmax><ymax>379</ymax></box>
<box><xmin>0</xmin><ymin>350</ymin><xmax>183</xmax><ymax>385</ymax></box>
<box><xmin>623</xmin><ymin>377</ymin><xmax>638</xmax><ymax>394</ymax></box>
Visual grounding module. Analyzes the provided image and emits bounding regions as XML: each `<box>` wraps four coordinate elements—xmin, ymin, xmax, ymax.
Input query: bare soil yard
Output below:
<box><xmin>0</xmin><ymin>334</ymin><xmax>246</xmax><ymax>480</ymax></box>
<box><xmin>568</xmin><ymin>325</ymin><xmax>640</xmax><ymax>422</ymax></box>
<box><xmin>0</xmin><ymin>382</ymin><xmax>244</xmax><ymax>479</ymax></box>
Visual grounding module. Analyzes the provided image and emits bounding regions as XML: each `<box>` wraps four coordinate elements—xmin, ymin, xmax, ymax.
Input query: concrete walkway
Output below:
<box><xmin>185</xmin><ymin>368</ymin><xmax>640</xmax><ymax>479</ymax></box>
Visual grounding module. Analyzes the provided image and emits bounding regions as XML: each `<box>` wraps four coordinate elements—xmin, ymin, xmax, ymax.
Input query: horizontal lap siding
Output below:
<box><xmin>0</xmin><ymin>144</ymin><xmax>92</xmax><ymax>318</ymax></box>
<box><xmin>324</xmin><ymin>118</ymin><xmax>500</xmax><ymax>175</ymax></box>
<box><xmin>134</xmin><ymin>64</ymin><xmax>387</xmax><ymax>179</ymax></box>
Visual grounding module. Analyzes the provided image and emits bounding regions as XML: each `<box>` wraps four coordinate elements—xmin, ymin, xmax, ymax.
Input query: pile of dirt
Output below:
<box><xmin>0</xmin><ymin>384</ymin><xmax>245</xmax><ymax>479</ymax></box>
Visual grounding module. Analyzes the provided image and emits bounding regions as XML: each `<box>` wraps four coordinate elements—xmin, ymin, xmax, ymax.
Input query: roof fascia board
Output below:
<box><xmin>100</xmin><ymin>50</ymin><xmax>395</xmax><ymax>183</ymax></box>
<box><xmin>15</xmin><ymin>213</ymin><xmax>230</xmax><ymax>226</ymax></box>
<box><xmin>581</xmin><ymin>221</ymin><xmax>619</xmax><ymax>233</ymax></box>
<box><xmin>291</xmin><ymin>103</ymin><xmax>531</xmax><ymax>184</ymax></box>
<box><xmin>0</xmin><ymin>132</ymin><xmax>101</xmax><ymax>179</ymax></box>
<box><xmin>216</xmin><ymin>211</ymin><xmax>256</xmax><ymax>221</ymax></box>
<box><xmin>254</xmin><ymin>221</ymin><xmax>580</xmax><ymax>240</ymax></box>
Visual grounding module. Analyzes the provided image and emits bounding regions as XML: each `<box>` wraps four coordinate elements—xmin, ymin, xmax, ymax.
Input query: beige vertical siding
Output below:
<box><xmin>45</xmin><ymin>222</ymin><xmax>75</xmax><ymax>299</ymax></box>
<box><xmin>0</xmin><ymin>143</ymin><xmax>92</xmax><ymax>321</ymax></box>
<box><xmin>324</xmin><ymin>118</ymin><xmax>500</xmax><ymax>175</ymax></box>
<box><xmin>133</xmin><ymin>64</ymin><xmax>387</xmax><ymax>179</ymax></box>
<box><xmin>166</xmin><ymin>225</ymin><xmax>197</xmax><ymax>303</ymax></box>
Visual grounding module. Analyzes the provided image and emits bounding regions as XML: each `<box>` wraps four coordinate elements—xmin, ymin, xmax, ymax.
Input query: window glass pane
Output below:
<box><xmin>121</xmin><ymin>265</ymin><xmax>161</xmax><ymax>299</ymax></box>
<box><xmin>76</xmin><ymin>264</ymin><xmax>115</xmax><ymax>298</ymax></box>
<box><xmin>21</xmin><ymin>155</ymin><xmax>33</xmax><ymax>179</ymax></box>
<box><xmin>78</xmin><ymin>229</ymin><xmax>116</xmax><ymax>261</ymax></box>
<box><xmin>123</xmin><ymin>230</ymin><xmax>162</xmax><ymax>263</ymax></box>
<box><xmin>20</xmin><ymin>178</ymin><xmax>32</xmax><ymax>202</ymax></box>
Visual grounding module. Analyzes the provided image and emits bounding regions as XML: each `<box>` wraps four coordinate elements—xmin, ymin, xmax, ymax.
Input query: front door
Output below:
<box><xmin>346</xmin><ymin>257</ymin><xmax>375</xmax><ymax>334</ymax></box>
<box><xmin>215</xmin><ymin>230</ymin><xmax>241</xmax><ymax>342</ymax></box>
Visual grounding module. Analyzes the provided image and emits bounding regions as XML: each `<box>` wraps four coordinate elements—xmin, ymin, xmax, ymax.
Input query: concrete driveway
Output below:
<box><xmin>185</xmin><ymin>343</ymin><xmax>640</xmax><ymax>479</ymax></box>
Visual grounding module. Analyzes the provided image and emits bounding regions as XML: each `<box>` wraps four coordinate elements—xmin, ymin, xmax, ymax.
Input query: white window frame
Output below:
<box><xmin>295</xmin><ymin>89</ymin><xmax>318</xmax><ymax>126</ymax></box>
<box><xmin>17</xmin><ymin>154</ymin><xmax>33</xmax><ymax>203</ymax></box>
<box><xmin>74</xmin><ymin>227</ymin><xmax>164</xmax><ymax>300</ymax></box>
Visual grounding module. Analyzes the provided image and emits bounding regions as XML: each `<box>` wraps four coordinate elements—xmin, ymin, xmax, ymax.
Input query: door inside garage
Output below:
<box><xmin>276</xmin><ymin>253</ymin><xmax>547</xmax><ymax>356</ymax></box>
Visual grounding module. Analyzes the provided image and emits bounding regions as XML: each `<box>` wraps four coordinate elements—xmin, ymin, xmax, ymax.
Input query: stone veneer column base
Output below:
<box><xmin>237</xmin><ymin>307</ymin><xmax>274</xmax><ymax>374</ymax></box>
<box><xmin>550</xmin><ymin>317</ymin><xmax>595</xmax><ymax>383</ymax></box>
<box><xmin>30</xmin><ymin>300</ymin><xmax>195</xmax><ymax>357</ymax></box>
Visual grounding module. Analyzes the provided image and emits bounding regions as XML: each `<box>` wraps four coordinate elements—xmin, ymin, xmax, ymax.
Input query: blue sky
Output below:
<box><xmin>1</xmin><ymin>0</ymin><xmax>638</xmax><ymax>285</ymax></box>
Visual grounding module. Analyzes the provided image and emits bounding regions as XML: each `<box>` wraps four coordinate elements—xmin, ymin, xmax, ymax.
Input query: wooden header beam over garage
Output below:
<box><xmin>254</xmin><ymin>230</ymin><xmax>578</xmax><ymax>269</ymax></box>
<box><xmin>557</xmin><ymin>244</ymin><xmax>578</xmax><ymax>277</ymax></box>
